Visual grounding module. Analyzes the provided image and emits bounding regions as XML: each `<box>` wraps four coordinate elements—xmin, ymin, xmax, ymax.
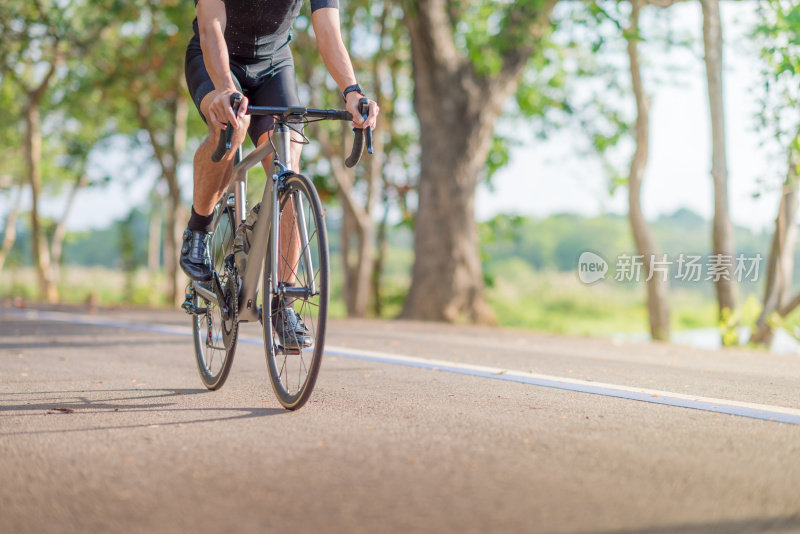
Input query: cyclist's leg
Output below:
<box><xmin>182</xmin><ymin>40</ymin><xmax>252</xmax><ymax>281</ymax></box>
<box><xmin>246</xmin><ymin>52</ymin><xmax>303</xmax><ymax>284</ymax></box>
<box><xmin>192</xmin><ymin>101</ymin><xmax>250</xmax><ymax>216</ymax></box>
<box><xmin>186</xmin><ymin>43</ymin><xmax>251</xmax><ymax>216</ymax></box>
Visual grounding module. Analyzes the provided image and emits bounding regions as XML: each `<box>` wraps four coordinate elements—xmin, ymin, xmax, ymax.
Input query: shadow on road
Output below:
<box><xmin>0</xmin><ymin>388</ymin><xmax>285</xmax><ymax>436</ymax></box>
<box><xmin>589</xmin><ymin>514</ymin><xmax>800</xmax><ymax>534</ymax></box>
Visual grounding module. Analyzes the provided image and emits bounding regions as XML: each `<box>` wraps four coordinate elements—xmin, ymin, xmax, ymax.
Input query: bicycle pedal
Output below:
<box><xmin>181</xmin><ymin>295</ymin><xmax>194</xmax><ymax>314</ymax></box>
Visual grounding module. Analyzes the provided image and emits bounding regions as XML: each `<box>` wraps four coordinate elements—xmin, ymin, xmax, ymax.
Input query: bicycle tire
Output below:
<box><xmin>262</xmin><ymin>172</ymin><xmax>329</xmax><ymax>410</ymax></box>
<box><xmin>192</xmin><ymin>202</ymin><xmax>239</xmax><ymax>390</ymax></box>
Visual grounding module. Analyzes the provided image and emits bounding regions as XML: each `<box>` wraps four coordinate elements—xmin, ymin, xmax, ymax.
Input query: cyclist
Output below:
<box><xmin>180</xmin><ymin>0</ymin><xmax>379</xmax><ymax>348</ymax></box>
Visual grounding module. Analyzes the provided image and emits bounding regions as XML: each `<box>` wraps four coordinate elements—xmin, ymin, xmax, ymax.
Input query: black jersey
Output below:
<box><xmin>192</xmin><ymin>0</ymin><xmax>338</xmax><ymax>60</ymax></box>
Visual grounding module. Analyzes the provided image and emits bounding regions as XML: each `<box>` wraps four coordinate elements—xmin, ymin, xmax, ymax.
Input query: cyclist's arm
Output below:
<box><xmin>311</xmin><ymin>7</ymin><xmax>378</xmax><ymax>129</ymax></box>
<box><xmin>196</xmin><ymin>0</ymin><xmax>245</xmax><ymax>128</ymax></box>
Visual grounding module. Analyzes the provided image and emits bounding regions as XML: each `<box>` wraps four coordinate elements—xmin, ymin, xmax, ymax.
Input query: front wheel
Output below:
<box><xmin>262</xmin><ymin>173</ymin><xmax>329</xmax><ymax>410</ymax></box>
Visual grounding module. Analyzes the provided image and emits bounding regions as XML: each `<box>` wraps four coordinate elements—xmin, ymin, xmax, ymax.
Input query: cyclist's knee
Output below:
<box><xmin>289</xmin><ymin>131</ymin><xmax>302</xmax><ymax>168</ymax></box>
<box><xmin>201</xmin><ymin>120</ymin><xmax>249</xmax><ymax>164</ymax></box>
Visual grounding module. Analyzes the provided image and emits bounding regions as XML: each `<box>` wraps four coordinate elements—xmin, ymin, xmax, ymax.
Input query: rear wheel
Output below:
<box><xmin>192</xmin><ymin>201</ymin><xmax>239</xmax><ymax>390</ymax></box>
<box><xmin>262</xmin><ymin>173</ymin><xmax>329</xmax><ymax>410</ymax></box>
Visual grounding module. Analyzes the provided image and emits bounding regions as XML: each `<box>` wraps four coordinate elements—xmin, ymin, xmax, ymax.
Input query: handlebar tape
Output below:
<box><xmin>345</xmin><ymin>128</ymin><xmax>365</xmax><ymax>168</ymax></box>
<box><xmin>345</xmin><ymin>98</ymin><xmax>371</xmax><ymax>168</ymax></box>
<box><xmin>210</xmin><ymin>93</ymin><xmax>242</xmax><ymax>163</ymax></box>
<box><xmin>210</xmin><ymin>128</ymin><xmax>229</xmax><ymax>163</ymax></box>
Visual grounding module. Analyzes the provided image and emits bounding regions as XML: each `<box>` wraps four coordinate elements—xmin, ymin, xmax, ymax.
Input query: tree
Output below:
<box><xmin>700</xmin><ymin>0</ymin><xmax>737</xmax><ymax>338</ymax></box>
<box><xmin>401</xmin><ymin>0</ymin><xmax>558</xmax><ymax>322</ymax></box>
<box><xmin>294</xmin><ymin>0</ymin><xmax>416</xmax><ymax>317</ymax></box>
<box><xmin>0</xmin><ymin>1</ymin><xmax>62</xmax><ymax>301</ymax></box>
<box><xmin>97</xmin><ymin>0</ymin><xmax>199</xmax><ymax>305</ymax></box>
<box><xmin>0</xmin><ymin>80</ymin><xmax>25</xmax><ymax>273</ymax></box>
<box><xmin>0</xmin><ymin>0</ymin><xmax>135</xmax><ymax>301</ymax></box>
<box><xmin>0</xmin><ymin>187</ymin><xmax>23</xmax><ymax>273</ymax></box>
<box><xmin>749</xmin><ymin>0</ymin><xmax>800</xmax><ymax>344</ymax></box>
<box><xmin>624</xmin><ymin>0</ymin><xmax>670</xmax><ymax>340</ymax></box>
<box><xmin>562</xmin><ymin>1</ymin><xmax>679</xmax><ymax>340</ymax></box>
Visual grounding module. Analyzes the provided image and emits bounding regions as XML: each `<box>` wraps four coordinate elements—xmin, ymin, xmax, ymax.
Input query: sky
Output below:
<box><xmin>15</xmin><ymin>2</ymin><xmax>787</xmax><ymax>234</ymax></box>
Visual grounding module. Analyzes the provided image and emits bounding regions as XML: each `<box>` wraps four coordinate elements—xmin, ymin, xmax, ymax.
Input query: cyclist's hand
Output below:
<box><xmin>208</xmin><ymin>89</ymin><xmax>249</xmax><ymax>131</ymax></box>
<box><xmin>345</xmin><ymin>92</ymin><xmax>379</xmax><ymax>130</ymax></box>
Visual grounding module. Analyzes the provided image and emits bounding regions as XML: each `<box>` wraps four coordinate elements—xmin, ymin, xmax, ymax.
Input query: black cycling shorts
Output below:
<box><xmin>185</xmin><ymin>35</ymin><xmax>301</xmax><ymax>145</ymax></box>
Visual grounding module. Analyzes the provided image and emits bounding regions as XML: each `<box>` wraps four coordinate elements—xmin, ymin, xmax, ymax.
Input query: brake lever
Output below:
<box><xmin>225</xmin><ymin>93</ymin><xmax>243</xmax><ymax>150</ymax></box>
<box><xmin>358</xmin><ymin>97</ymin><xmax>373</xmax><ymax>155</ymax></box>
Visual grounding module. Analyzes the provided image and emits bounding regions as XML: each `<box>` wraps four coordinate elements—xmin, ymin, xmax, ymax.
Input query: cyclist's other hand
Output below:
<box><xmin>345</xmin><ymin>92</ymin><xmax>379</xmax><ymax>130</ymax></box>
<box><xmin>208</xmin><ymin>89</ymin><xmax>248</xmax><ymax>131</ymax></box>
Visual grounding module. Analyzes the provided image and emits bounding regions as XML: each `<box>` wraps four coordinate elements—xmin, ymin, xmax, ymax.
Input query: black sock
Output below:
<box><xmin>187</xmin><ymin>206</ymin><xmax>214</xmax><ymax>233</ymax></box>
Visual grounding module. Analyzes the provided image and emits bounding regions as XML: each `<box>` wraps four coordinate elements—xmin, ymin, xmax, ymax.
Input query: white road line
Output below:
<box><xmin>4</xmin><ymin>308</ymin><xmax>800</xmax><ymax>424</ymax></box>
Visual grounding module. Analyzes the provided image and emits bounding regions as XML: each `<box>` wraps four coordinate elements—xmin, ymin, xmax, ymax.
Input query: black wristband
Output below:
<box><xmin>342</xmin><ymin>83</ymin><xmax>364</xmax><ymax>102</ymax></box>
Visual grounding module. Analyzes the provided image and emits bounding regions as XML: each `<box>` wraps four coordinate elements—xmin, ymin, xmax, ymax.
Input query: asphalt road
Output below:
<box><xmin>2</xmin><ymin>305</ymin><xmax>800</xmax><ymax>534</ymax></box>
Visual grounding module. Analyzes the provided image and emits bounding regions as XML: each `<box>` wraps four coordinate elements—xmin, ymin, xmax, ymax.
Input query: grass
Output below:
<box><xmin>326</xmin><ymin>245</ymin><xmax>413</xmax><ymax>320</ymax></box>
<box><xmin>2</xmin><ymin>260</ymin><xmax>750</xmax><ymax>341</ymax></box>
<box><xmin>484</xmin><ymin>258</ymin><xmax>724</xmax><ymax>337</ymax></box>
<box><xmin>0</xmin><ymin>267</ymin><xmax>169</xmax><ymax>308</ymax></box>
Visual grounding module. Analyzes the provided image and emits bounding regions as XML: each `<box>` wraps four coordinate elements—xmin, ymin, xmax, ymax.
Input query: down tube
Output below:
<box><xmin>237</xmin><ymin>174</ymin><xmax>274</xmax><ymax>322</ymax></box>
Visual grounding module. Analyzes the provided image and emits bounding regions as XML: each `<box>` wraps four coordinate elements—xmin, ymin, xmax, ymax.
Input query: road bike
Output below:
<box><xmin>182</xmin><ymin>94</ymin><xmax>372</xmax><ymax>410</ymax></box>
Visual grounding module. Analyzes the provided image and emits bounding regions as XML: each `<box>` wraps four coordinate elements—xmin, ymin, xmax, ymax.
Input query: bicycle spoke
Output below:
<box><xmin>264</xmin><ymin>174</ymin><xmax>327</xmax><ymax>409</ymax></box>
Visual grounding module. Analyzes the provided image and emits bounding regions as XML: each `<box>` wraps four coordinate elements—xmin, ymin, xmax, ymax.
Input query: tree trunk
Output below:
<box><xmin>168</xmin><ymin>93</ymin><xmax>189</xmax><ymax>306</ymax></box>
<box><xmin>50</xmin><ymin>172</ymin><xmax>90</xmax><ymax>285</ymax></box>
<box><xmin>24</xmin><ymin>102</ymin><xmax>58</xmax><ymax>303</ymax></box>
<box><xmin>372</xmin><ymin>190</ymin><xmax>390</xmax><ymax>317</ymax></box>
<box><xmin>0</xmin><ymin>186</ymin><xmax>23</xmax><ymax>272</ymax></box>
<box><xmin>340</xmin><ymin>198</ymin><xmax>355</xmax><ymax>313</ymax></box>
<box><xmin>750</xmin><ymin>164</ymin><xmax>799</xmax><ymax>345</ymax></box>
<box><xmin>401</xmin><ymin>119</ymin><xmax>495</xmax><ymax>322</ymax></box>
<box><xmin>319</xmin><ymin>123</ymin><xmax>379</xmax><ymax>318</ymax></box>
<box><xmin>346</xmin><ymin>106</ymin><xmax>384</xmax><ymax>317</ymax></box>
<box><xmin>401</xmin><ymin>0</ymin><xmax>555</xmax><ymax>322</ymax></box>
<box><xmin>138</xmin><ymin>89</ymin><xmax>188</xmax><ymax>306</ymax></box>
<box><xmin>353</xmin><ymin>218</ymin><xmax>376</xmax><ymax>316</ymax></box>
<box><xmin>701</xmin><ymin>0</ymin><xmax>736</xmax><ymax>326</ymax></box>
<box><xmin>627</xmin><ymin>0</ymin><xmax>670</xmax><ymax>341</ymax></box>
<box><xmin>335</xmin><ymin>167</ymin><xmax>376</xmax><ymax>318</ymax></box>
<box><xmin>164</xmin><ymin>184</ymin><xmax>182</xmax><ymax>305</ymax></box>
<box><xmin>148</xmin><ymin>200</ymin><xmax>162</xmax><ymax>273</ymax></box>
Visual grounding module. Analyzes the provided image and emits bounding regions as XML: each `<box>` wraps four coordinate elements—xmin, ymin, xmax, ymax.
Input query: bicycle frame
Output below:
<box><xmin>192</xmin><ymin>123</ymin><xmax>304</xmax><ymax>323</ymax></box>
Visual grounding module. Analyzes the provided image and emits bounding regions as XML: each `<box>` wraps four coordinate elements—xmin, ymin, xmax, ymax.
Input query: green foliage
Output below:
<box><xmin>754</xmin><ymin>0</ymin><xmax>800</xmax><ymax>187</ymax></box>
<box><xmin>293</xmin><ymin>0</ymin><xmax>418</xmax><ymax>221</ymax></box>
<box><xmin>550</xmin><ymin>1</ymin><xmax>695</xmax><ymax>191</ymax></box>
<box><xmin>483</xmin><ymin>260</ymin><xmax>719</xmax><ymax>336</ymax></box>
<box><xmin>483</xmin><ymin>135</ymin><xmax>514</xmax><ymax>186</ymax></box>
<box><xmin>480</xmin><ymin>209</ymin><xmax>772</xmax><ymax>294</ymax></box>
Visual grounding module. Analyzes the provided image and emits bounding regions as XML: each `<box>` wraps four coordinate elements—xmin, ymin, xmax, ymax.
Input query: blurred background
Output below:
<box><xmin>2</xmin><ymin>0</ymin><xmax>799</xmax><ymax>351</ymax></box>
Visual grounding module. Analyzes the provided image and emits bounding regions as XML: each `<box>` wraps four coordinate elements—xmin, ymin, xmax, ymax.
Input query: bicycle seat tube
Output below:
<box><xmin>230</xmin><ymin>146</ymin><xmax>247</xmax><ymax>225</ymax></box>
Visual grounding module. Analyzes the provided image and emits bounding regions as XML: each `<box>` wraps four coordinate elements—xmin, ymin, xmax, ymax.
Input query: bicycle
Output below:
<box><xmin>182</xmin><ymin>93</ymin><xmax>372</xmax><ymax>410</ymax></box>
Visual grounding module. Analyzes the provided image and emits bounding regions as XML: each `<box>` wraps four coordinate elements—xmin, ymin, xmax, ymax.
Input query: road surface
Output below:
<box><xmin>1</xmin><ymin>305</ymin><xmax>800</xmax><ymax>533</ymax></box>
